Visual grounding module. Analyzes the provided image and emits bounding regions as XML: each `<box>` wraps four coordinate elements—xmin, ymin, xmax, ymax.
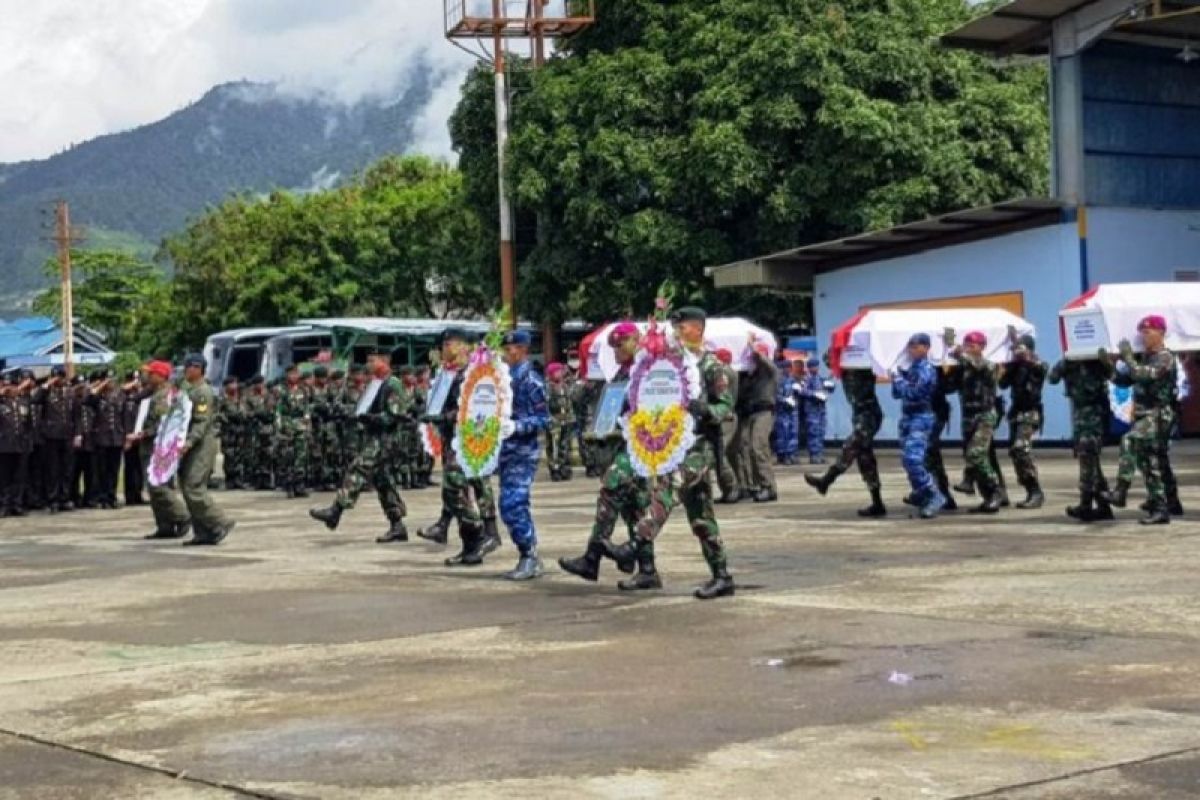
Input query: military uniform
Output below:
<box><xmin>309</xmin><ymin>376</ymin><xmax>341</xmax><ymax>490</ymax></box>
<box><xmin>545</xmin><ymin>375</ymin><xmax>575</xmax><ymax>481</ymax></box>
<box><xmin>1000</xmin><ymin>342</ymin><xmax>1048</xmax><ymax>508</ymax></box>
<box><xmin>892</xmin><ymin>350</ymin><xmax>944</xmax><ymax>517</ymax></box>
<box><xmin>275</xmin><ymin>378</ymin><xmax>312</xmax><ymax>497</ymax></box>
<box><xmin>716</xmin><ymin>367</ymin><xmax>741</xmax><ymax>500</ymax></box>
<box><xmin>121</xmin><ymin>378</ymin><xmax>146</xmax><ymax>505</ymax></box>
<box><xmin>945</xmin><ymin>350</ymin><xmax>1003</xmax><ymax>513</ymax></box>
<box><xmin>242</xmin><ymin>381</ymin><xmax>275</xmax><ymax>490</ymax></box>
<box><xmin>1109</xmin><ymin>343</ymin><xmax>1178</xmax><ymax>523</ymax></box>
<box><xmin>796</xmin><ymin>365</ymin><xmax>832</xmax><ymax>464</ymax></box>
<box><xmin>0</xmin><ymin>381</ymin><xmax>34</xmax><ymax>517</ymax></box>
<box><xmin>731</xmin><ymin>352</ymin><xmax>777</xmax><ymax>501</ymax></box>
<box><xmin>178</xmin><ymin>368</ymin><xmax>234</xmax><ymax>544</ymax></box>
<box><xmin>771</xmin><ymin>368</ymin><xmax>799</xmax><ymax>465</ymax></box>
<box><xmin>1048</xmin><ymin>357</ymin><xmax>1115</xmax><ymax>521</ymax></box>
<box><xmin>217</xmin><ymin>385</ymin><xmax>247</xmax><ymax>490</ymax></box>
<box><xmin>805</xmin><ymin>368</ymin><xmax>886</xmax><ymax>516</ymax></box>
<box><xmin>33</xmin><ymin>376</ymin><xmax>76</xmax><ymax>511</ymax></box>
<box><xmin>572</xmin><ymin>378</ymin><xmax>600</xmax><ymax>477</ymax></box>
<box><xmin>86</xmin><ymin>380</ymin><xmax>126</xmax><ymax>508</ymax></box>
<box><xmin>498</xmin><ymin>351</ymin><xmax>550</xmax><ymax>578</ymax></box>
<box><xmin>70</xmin><ymin>382</ymin><xmax>97</xmax><ymax>509</ymax></box>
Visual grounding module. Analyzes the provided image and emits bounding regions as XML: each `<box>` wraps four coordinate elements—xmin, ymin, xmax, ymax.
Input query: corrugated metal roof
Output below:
<box><xmin>706</xmin><ymin>198</ymin><xmax>1067</xmax><ymax>290</ymax></box>
<box><xmin>0</xmin><ymin>316</ymin><xmax>114</xmax><ymax>360</ymax></box>
<box><xmin>943</xmin><ymin>0</ymin><xmax>1200</xmax><ymax>55</ymax></box>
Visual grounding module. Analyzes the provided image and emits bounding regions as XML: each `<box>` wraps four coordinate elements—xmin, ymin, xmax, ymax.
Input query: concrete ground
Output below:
<box><xmin>2</xmin><ymin>446</ymin><xmax>1200</xmax><ymax>799</ymax></box>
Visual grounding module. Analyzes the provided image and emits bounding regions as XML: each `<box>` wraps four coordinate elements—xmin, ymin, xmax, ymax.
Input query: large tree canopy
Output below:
<box><xmin>451</xmin><ymin>0</ymin><xmax>1049</xmax><ymax>328</ymax></box>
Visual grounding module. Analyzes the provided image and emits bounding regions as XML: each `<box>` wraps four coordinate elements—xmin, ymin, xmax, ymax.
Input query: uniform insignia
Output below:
<box><xmin>197</xmin><ymin>403</ymin><xmax>209</xmax><ymax>413</ymax></box>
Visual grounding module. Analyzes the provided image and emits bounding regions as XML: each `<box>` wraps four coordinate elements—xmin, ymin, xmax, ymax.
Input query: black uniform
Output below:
<box><xmin>122</xmin><ymin>381</ymin><xmax>146</xmax><ymax>505</ymax></box>
<box><xmin>0</xmin><ymin>385</ymin><xmax>34</xmax><ymax>516</ymax></box>
<box><xmin>87</xmin><ymin>382</ymin><xmax>126</xmax><ymax>508</ymax></box>
<box><xmin>33</xmin><ymin>378</ymin><xmax>76</xmax><ymax>511</ymax></box>
<box><xmin>70</xmin><ymin>383</ymin><xmax>96</xmax><ymax>508</ymax></box>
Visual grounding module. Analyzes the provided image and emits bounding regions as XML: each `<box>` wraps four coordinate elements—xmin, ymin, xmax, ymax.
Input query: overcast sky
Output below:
<box><xmin>0</xmin><ymin>0</ymin><xmax>477</xmax><ymax>164</ymax></box>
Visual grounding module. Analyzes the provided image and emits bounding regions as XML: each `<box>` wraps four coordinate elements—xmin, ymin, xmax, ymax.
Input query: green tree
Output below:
<box><xmin>33</xmin><ymin>249</ymin><xmax>165</xmax><ymax>352</ymax></box>
<box><xmin>451</xmin><ymin>0</ymin><xmax>1049</xmax><ymax>329</ymax></box>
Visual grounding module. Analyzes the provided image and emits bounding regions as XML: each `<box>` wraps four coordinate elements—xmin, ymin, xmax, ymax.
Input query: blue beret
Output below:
<box><xmin>502</xmin><ymin>330</ymin><xmax>532</xmax><ymax>347</ymax></box>
<box><xmin>908</xmin><ymin>333</ymin><xmax>931</xmax><ymax>347</ymax></box>
<box><xmin>806</xmin><ymin>358</ymin><xmax>820</xmax><ymax>368</ymax></box>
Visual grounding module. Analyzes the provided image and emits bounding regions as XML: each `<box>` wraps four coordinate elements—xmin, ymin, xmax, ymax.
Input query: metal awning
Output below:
<box><xmin>942</xmin><ymin>0</ymin><xmax>1200</xmax><ymax>56</ymax></box>
<box><xmin>706</xmin><ymin>198</ymin><xmax>1067</xmax><ymax>290</ymax></box>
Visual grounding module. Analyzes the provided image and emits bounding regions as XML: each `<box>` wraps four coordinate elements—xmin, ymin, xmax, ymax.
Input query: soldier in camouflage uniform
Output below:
<box><xmin>1000</xmin><ymin>332</ymin><xmax>1048</xmax><ymax>509</ymax></box>
<box><xmin>1102</xmin><ymin>315</ymin><xmax>1178</xmax><ymax>524</ymax></box>
<box><xmin>241</xmin><ymin>376</ymin><xmax>274</xmax><ymax>490</ymax></box>
<box><xmin>944</xmin><ymin>329</ymin><xmax>1003</xmax><ymax>514</ymax></box>
<box><xmin>275</xmin><ymin>364</ymin><xmax>312</xmax><ymax>498</ymax></box>
<box><xmin>1048</xmin><ymin>355</ymin><xmax>1116</xmax><ymax>522</ymax></box>
<box><xmin>804</xmin><ymin>366</ymin><xmax>887</xmax><ymax>517</ymax></box>
<box><xmin>544</xmin><ymin>362</ymin><xmax>575</xmax><ymax>481</ymax></box>
<box><xmin>572</xmin><ymin>374</ymin><xmax>600</xmax><ymax>477</ymax></box>
<box><xmin>395</xmin><ymin>366</ymin><xmax>419</xmax><ymax>490</ymax></box>
<box><xmin>310</xmin><ymin>350</ymin><xmax>411</xmax><ymax>542</ymax></box>
<box><xmin>607</xmin><ymin>308</ymin><xmax>737</xmax><ymax>600</ymax></box>
<box><xmin>418</xmin><ymin>329</ymin><xmax>500</xmax><ymax>565</ymax></box>
<box><xmin>410</xmin><ymin>365</ymin><xmax>434</xmax><ymax>488</ymax></box>
<box><xmin>559</xmin><ymin>323</ymin><xmax>647</xmax><ymax>584</ymax></box>
<box><xmin>340</xmin><ymin>366</ymin><xmax>367</xmax><ymax>480</ymax></box>
<box><xmin>309</xmin><ymin>367</ymin><xmax>340</xmax><ymax>491</ymax></box>
<box><xmin>131</xmin><ymin>360</ymin><xmax>192</xmax><ymax>539</ymax></box>
<box><xmin>217</xmin><ymin>377</ymin><xmax>247</xmax><ymax>490</ymax></box>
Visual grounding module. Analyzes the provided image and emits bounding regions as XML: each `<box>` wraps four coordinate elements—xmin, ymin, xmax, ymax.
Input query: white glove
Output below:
<box><xmin>814</xmin><ymin>392</ymin><xmax>828</xmax><ymax>403</ymax></box>
<box><xmin>1114</xmin><ymin>361</ymin><xmax>1131</xmax><ymax>376</ymax></box>
<box><xmin>500</xmin><ymin>419</ymin><xmax>516</xmax><ymax>439</ymax></box>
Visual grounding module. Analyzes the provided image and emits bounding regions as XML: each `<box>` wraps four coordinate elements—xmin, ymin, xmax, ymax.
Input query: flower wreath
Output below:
<box><xmin>451</xmin><ymin>347</ymin><xmax>513</xmax><ymax>478</ymax></box>
<box><xmin>619</xmin><ymin>347</ymin><xmax>702</xmax><ymax>479</ymax></box>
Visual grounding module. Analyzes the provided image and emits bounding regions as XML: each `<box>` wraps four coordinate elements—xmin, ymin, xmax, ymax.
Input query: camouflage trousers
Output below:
<box><xmin>1071</xmin><ymin>404</ymin><xmax>1109</xmax><ymax>495</ymax></box>
<box><xmin>276</xmin><ymin>428</ymin><xmax>311</xmax><ymax>492</ymax></box>
<box><xmin>441</xmin><ymin>454</ymin><xmax>496</xmax><ymax>528</ymax></box>
<box><xmin>546</xmin><ymin>420</ymin><xmax>574</xmax><ymax>476</ymax></box>
<box><xmin>899</xmin><ymin>412</ymin><xmax>936</xmax><ymax>501</ymax></box>
<box><xmin>1116</xmin><ymin>408</ymin><xmax>1175</xmax><ymax>506</ymax></box>
<box><xmin>335</xmin><ymin>437</ymin><xmax>405</xmax><ymax>521</ymax></box>
<box><xmin>589</xmin><ymin>450</ymin><xmax>657</xmax><ymax>547</ymax></box>
<box><xmin>633</xmin><ymin>443</ymin><xmax>728</xmax><ymax>576</ymax></box>
<box><xmin>313</xmin><ymin>423</ymin><xmax>342</xmax><ymax>487</ymax></box>
<box><xmin>962</xmin><ymin>411</ymin><xmax>1000</xmax><ymax>493</ymax></box>
<box><xmin>1008</xmin><ymin>410</ymin><xmax>1041</xmax><ymax>488</ymax></box>
<box><xmin>829</xmin><ymin>409</ymin><xmax>882</xmax><ymax>491</ymax></box>
<box><xmin>220</xmin><ymin>433</ymin><xmax>245</xmax><ymax>487</ymax></box>
<box><xmin>250</xmin><ymin>429</ymin><xmax>275</xmax><ymax>488</ymax></box>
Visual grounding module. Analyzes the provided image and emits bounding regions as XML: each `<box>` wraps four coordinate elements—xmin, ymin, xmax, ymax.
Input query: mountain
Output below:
<box><xmin>0</xmin><ymin>69</ymin><xmax>435</xmax><ymax>314</ymax></box>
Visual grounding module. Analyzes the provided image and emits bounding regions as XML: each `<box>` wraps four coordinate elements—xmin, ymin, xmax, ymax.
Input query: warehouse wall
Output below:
<box><xmin>1087</xmin><ymin>206</ymin><xmax>1200</xmax><ymax>286</ymax></box>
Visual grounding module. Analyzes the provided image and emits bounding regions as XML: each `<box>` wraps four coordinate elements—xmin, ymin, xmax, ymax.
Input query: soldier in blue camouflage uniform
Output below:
<box><xmin>1000</xmin><ymin>332</ymin><xmax>1048</xmax><ymax>509</ymax></box>
<box><xmin>804</xmin><ymin>366</ymin><xmax>886</xmax><ymax>516</ymax></box>
<box><xmin>559</xmin><ymin>323</ymin><xmax>646</xmax><ymax>584</ymax></box>
<box><xmin>891</xmin><ymin>333</ymin><xmax>945</xmax><ymax>519</ymax></box>
<box><xmin>944</xmin><ymin>329</ymin><xmax>1003</xmax><ymax>514</ymax></box>
<box><xmin>1102</xmin><ymin>315</ymin><xmax>1178</xmax><ymax>524</ymax></box>
<box><xmin>1048</xmin><ymin>354</ymin><xmax>1116</xmax><ymax>522</ymax></box>
<box><xmin>607</xmin><ymin>308</ymin><xmax>736</xmax><ymax>600</ymax></box>
<box><xmin>797</xmin><ymin>358</ymin><xmax>832</xmax><ymax>464</ymax></box>
<box><xmin>309</xmin><ymin>350</ymin><xmax>411</xmax><ymax>541</ymax></box>
<box><xmin>497</xmin><ymin>331</ymin><xmax>550</xmax><ymax>580</ymax></box>
<box><xmin>418</xmin><ymin>329</ymin><xmax>501</xmax><ymax>566</ymax></box>
<box><xmin>771</xmin><ymin>361</ymin><xmax>799</xmax><ymax>465</ymax></box>
<box><xmin>275</xmin><ymin>365</ymin><xmax>312</xmax><ymax>498</ymax></box>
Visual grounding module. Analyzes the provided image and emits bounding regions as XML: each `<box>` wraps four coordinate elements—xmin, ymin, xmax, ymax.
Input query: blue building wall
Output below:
<box><xmin>813</xmin><ymin>223</ymin><xmax>1082</xmax><ymax>443</ymax></box>
<box><xmin>1087</xmin><ymin>207</ymin><xmax>1200</xmax><ymax>285</ymax></box>
<box><xmin>1082</xmin><ymin>42</ymin><xmax>1200</xmax><ymax>209</ymax></box>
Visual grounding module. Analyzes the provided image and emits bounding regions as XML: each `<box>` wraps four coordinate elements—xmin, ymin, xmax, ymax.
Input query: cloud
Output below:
<box><xmin>0</xmin><ymin>0</ymin><xmax>475</xmax><ymax>163</ymax></box>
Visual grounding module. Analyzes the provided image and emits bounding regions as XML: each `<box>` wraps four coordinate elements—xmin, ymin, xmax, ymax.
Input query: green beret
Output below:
<box><xmin>670</xmin><ymin>306</ymin><xmax>707</xmax><ymax>324</ymax></box>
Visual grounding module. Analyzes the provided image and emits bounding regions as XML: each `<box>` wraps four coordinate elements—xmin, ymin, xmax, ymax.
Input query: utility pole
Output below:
<box><xmin>444</xmin><ymin>0</ymin><xmax>595</xmax><ymax>339</ymax></box>
<box><xmin>52</xmin><ymin>201</ymin><xmax>80</xmax><ymax>379</ymax></box>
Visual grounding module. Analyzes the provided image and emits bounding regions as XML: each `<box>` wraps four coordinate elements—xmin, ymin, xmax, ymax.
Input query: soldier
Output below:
<box><xmin>712</xmin><ymin>348</ymin><xmax>742</xmax><ymax>504</ymax></box>
<box><xmin>732</xmin><ymin>342</ymin><xmax>778</xmax><ymax>503</ymax></box>
<box><xmin>217</xmin><ymin>377</ymin><xmax>246</xmax><ymax>490</ymax></box>
<box><xmin>33</xmin><ymin>366</ymin><xmax>75</xmax><ymax>512</ymax></box>
<box><xmin>70</xmin><ymin>375</ymin><xmax>97</xmax><ymax>509</ymax></box>
<box><xmin>86</xmin><ymin>370</ymin><xmax>126</xmax><ymax>509</ymax></box>
<box><xmin>1102</xmin><ymin>315</ymin><xmax>1178</xmax><ymax>524</ymax></box>
<box><xmin>771</xmin><ymin>359</ymin><xmax>799</xmax><ymax>466</ymax></box>
<box><xmin>340</xmin><ymin>365</ymin><xmax>367</xmax><ymax>481</ymax></box>
<box><xmin>310</xmin><ymin>350</ymin><xmax>411</xmax><ymax>542</ymax></box>
<box><xmin>1001</xmin><ymin>332</ymin><xmax>1048</xmax><ymax>509</ymax></box>
<box><xmin>411</xmin><ymin>365</ymin><xmax>434</xmax><ymax>488</ymax></box>
<box><xmin>559</xmin><ymin>323</ymin><xmax>659</xmax><ymax>585</ymax></box>
<box><xmin>24</xmin><ymin>375</ymin><xmax>47</xmax><ymax>512</ymax></box>
<box><xmin>804</xmin><ymin>366</ymin><xmax>887</xmax><ymax>517</ymax></box>
<box><xmin>919</xmin><ymin>368</ymin><xmax>958</xmax><ymax>512</ymax></box>
<box><xmin>544</xmin><ymin>362</ymin><xmax>575</xmax><ymax>481</ymax></box>
<box><xmin>275</xmin><ymin>364</ymin><xmax>312</xmax><ymax>498</ymax></box>
<box><xmin>796</xmin><ymin>357</ymin><xmax>833</xmax><ymax>465</ymax></box>
<box><xmin>242</xmin><ymin>376</ymin><xmax>275</xmax><ymax>490</ymax></box>
<box><xmin>1048</xmin><ymin>355</ymin><xmax>1116</xmax><ymax>522</ymax></box>
<box><xmin>121</xmin><ymin>371</ymin><xmax>147</xmax><ymax>506</ymax></box>
<box><xmin>0</xmin><ymin>372</ymin><xmax>35</xmax><ymax>517</ymax></box>
<box><xmin>497</xmin><ymin>330</ymin><xmax>550</xmax><ymax>580</ymax></box>
<box><xmin>418</xmin><ymin>329</ymin><xmax>501</xmax><ymax>566</ymax></box>
<box><xmin>608</xmin><ymin>308</ymin><xmax>737</xmax><ymax>600</ymax></box>
<box><xmin>891</xmin><ymin>333</ymin><xmax>945</xmax><ymax>519</ymax></box>
<box><xmin>572</xmin><ymin>371</ymin><xmax>600</xmax><ymax>477</ymax></box>
<box><xmin>944</xmin><ymin>330</ymin><xmax>1003</xmax><ymax>514</ymax></box>
<box><xmin>394</xmin><ymin>366</ymin><xmax>418</xmax><ymax>490</ymax></box>
<box><xmin>309</xmin><ymin>366</ymin><xmax>340</xmax><ymax>491</ymax></box>
<box><xmin>129</xmin><ymin>360</ymin><xmax>192</xmax><ymax>539</ymax></box>
<box><xmin>177</xmin><ymin>354</ymin><xmax>235</xmax><ymax>545</ymax></box>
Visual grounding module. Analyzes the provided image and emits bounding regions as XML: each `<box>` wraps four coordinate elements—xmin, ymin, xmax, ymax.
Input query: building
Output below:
<box><xmin>0</xmin><ymin>317</ymin><xmax>116</xmax><ymax>374</ymax></box>
<box><xmin>709</xmin><ymin>0</ymin><xmax>1200</xmax><ymax>441</ymax></box>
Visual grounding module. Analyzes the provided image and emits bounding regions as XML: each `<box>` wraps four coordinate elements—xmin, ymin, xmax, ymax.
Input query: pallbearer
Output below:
<box><xmin>804</xmin><ymin>364</ymin><xmax>886</xmax><ymax>517</ymax></box>
<box><xmin>1047</xmin><ymin>354</ymin><xmax>1115</xmax><ymax>522</ymax></box>
<box><xmin>891</xmin><ymin>333</ymin><xmax>945</xmax><ymax>519</ymax></box>
<box><xmin>1001</xmin><ymin>332</ymin><xmax>1048</xmax><ymax>509</ymax></box>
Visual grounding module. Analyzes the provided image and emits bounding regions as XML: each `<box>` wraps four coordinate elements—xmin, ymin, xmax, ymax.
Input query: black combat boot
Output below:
<box><xmin>694</xmin><ymin>568</ymin><xmax>735</xmax><ymax>600</ymax></box>
<box><xmin>1016</xmin><ymin>481</ymin><xmax>1045</xmax><ymax>510</ymax></box>
<box><xmin>478</xmin><ymin>517</ymin><xmax>502</xmax><ymax>557</ymax></box>
<box><xmin>857</xmin><ymin>488</ymin><xmax>887</xmax><ymax>518</ymax></box>
<box><xmin>804</xmin><ymin>468</ymin><xmax>837</xmax><ymax>496</ymax></box>
<box><xmin>1140</xmin><ymin>501</ymin><xmax>1170</xmax><ymax>526</ymax></box>
<box><xmin>308</xmin><ymin>504</ymin><xmax>343</xmax><ymax>531</ymax></box>
<box><xmin>292</xmin><ymin>485</ymin><xmax>309</xmax><ymax>499</ymax></box>
<box><xmin>604</xmin><ymin>539</ymin><xmax>639</xmax><ymax>575</ymax></box>
<box><xmin>1100</xmin><ymin>480</ymin><xmax>1129</xmax><ymax>509</ymax></box>
<box><xmin>505</xmin><ymin>549</ymin><xmax>544</xmax><ymax>581</ymax></box>
<box><xmin>1167</xmin><ymin>493</ymin><xmax>1184</xmax><ymax>516</ymax></box>
<box><xmin>937</xmin><ymin>478</ymin><xmax>958</xmax><ymax>511</ymax></box>
<box><xmin>618</xmin><ymin>546</ymin><xmax>662</xmax><ymax>591</ymax></box>
<box><xmin>717</xmin><ymin>489</ymin><xmax>741</xmax><ymax>504</ymax></box>
<box><xmin>376</xmin><ymin>517</ymin><xmax>409</xmax><ymax>543</ymax></box>
<box><xmin>753</xmin><ymin>487</ymin><xmax>778</xmax><ymax>503</ymax></box>
<box><xmin>558</xmin><ymin>540</ymin><xmax>605</xmax><ymax>582</ymax></box>
<box><xmin>1066</xmin><ymin>491</ymin><xmax>1095</xmax><ymax>522</ymax></box>
<box><xmin>997</xmin><ymin>485</ymin><xmax>1010</xmax><ymax>508</ymax></box>
<box><xmin>970</xmin><ymin>489</ymin><xmax>1001</xmax><ymax>514</ymax></box>
<box><xmin>445</xmin><ymin>524</ymin><xmax>484</xmax><ymax>566</ymax></box>
<box><xmin>417</xmin><ymin>510</ymin><xmax>452</xmax><ymax>544</ymax></box>
<box><xmin>953</xmin><ymin>475</ymin><xmax>976</xmax><ymax>496</ymax></box>
<box><xmin>560</xmin><ymin>467</ymin><xmax>573</xmax><ymax>482</ymax></box>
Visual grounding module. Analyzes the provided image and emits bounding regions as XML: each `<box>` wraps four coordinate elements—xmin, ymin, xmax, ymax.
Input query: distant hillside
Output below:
<box><xmin>0</xmin><ymin>70</ymin><xmax>434</xmax><ymax>314</ymax></box>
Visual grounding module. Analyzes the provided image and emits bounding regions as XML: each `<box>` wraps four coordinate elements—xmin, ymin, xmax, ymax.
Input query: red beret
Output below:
<box><xmin>546</xmin><ymin>362</ymin><xmax>566</xmax><ymax>379</ymax></box>
<box><xmin>607</xmin><ymin>322</ymin><xmax>640</xmax><ymax>346</ymax></box>
<box><xmin>963</xmin><ymin>331</ymin><xmax>987</xmax><ymax>347</ymax></box>
<box><xmin>145</xmin><ymin>361</ymin><xmax>172</xmax><ymax>379</ymax></box>
<box><xmin>1138</xmin><ymin>315</ymin><xmax>1167</xmax><ymax>332</ymax></box>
